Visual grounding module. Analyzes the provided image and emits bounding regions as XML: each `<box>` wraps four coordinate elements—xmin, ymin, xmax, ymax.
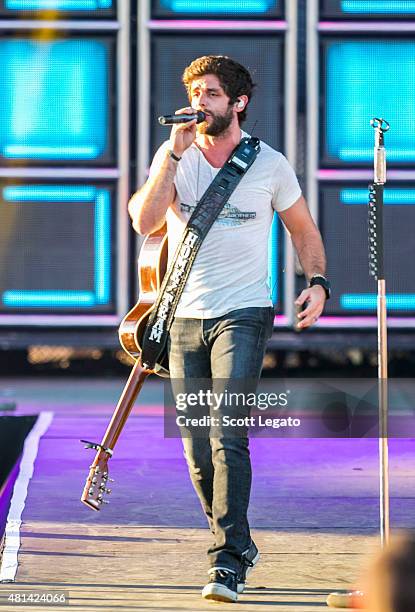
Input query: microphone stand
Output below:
<box><xmin>326</xmin><ymin>118</ymin><xmax>390</xmax><ymax>609</ymax></box>
<box><xmin>369</xmin><ymin>117</ymin><xmax>390</xmax><ymax>548</ymax></box>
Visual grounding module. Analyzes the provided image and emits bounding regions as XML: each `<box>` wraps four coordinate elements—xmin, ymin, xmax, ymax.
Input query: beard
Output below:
<box><xmin>198</xmin><ymin>104</ymin><xmax>234</xmax><ymax>137</ymax></box>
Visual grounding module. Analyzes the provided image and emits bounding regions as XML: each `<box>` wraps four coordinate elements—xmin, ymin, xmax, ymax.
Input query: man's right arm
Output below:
<box><xmin>127</xmin><ymin>150</ymin><xmax>178</xmax><ymax>236</ymax></box>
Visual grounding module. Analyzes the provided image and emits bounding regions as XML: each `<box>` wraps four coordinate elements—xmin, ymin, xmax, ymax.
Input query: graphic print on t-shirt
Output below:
<box><xmin>180</xmin><ymin>202</ymin><xmax>256</xmax><ymax>227</ymax></box>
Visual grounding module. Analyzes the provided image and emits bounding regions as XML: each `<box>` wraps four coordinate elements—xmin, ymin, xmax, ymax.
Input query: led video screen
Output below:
<box><xmin>151</xmin><ymin>33</ymin><xmax>284</xmax><ymax>155</ymax></box>
<box><xmin>320</xmin><ymin>0</ymin><xmax>415</xmax><ymax>19</ymax></box>
<box><xmin>0</xmin><ymin>182</ymin><xmax>116</xmax><ymax>314</ymax></box>
<box><xmin>151</xmin><ymin>0</ymin><xmax>283</xmax><ymax>19</ymax></box>
<box><xmin>320</xmin><ymin>183</ymin><xmax>415</xmax><ymax>316</ymax></box>
<box><xmin>321</xmin><ymin>38</ymin><xmax>415</xmax><ymax>167</ymax></box>
<box><xmin>268</xmin><ymin>213</ymin><xmax>284</xmax><ymax>312</ymax></box>
<box><xmin>0</xmin><ymin>37</ymin><xmax>115</xmax><ymax>165</ymax></box>
<box><xmin>0</xmin><ymin>0</ymin><xmax>115</xmax><ymax>17</ymax></box>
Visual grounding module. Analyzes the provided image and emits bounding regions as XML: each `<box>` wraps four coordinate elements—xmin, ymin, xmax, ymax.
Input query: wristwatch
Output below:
<box><xmin>309</xmin><ymin>274</ymin><xmax>331</xmax><ymax>300</ymax></box>
<box><xmin>167</xmin><ymin>149</ymin><xmax>181</xmax><ymax>163</ymax></box>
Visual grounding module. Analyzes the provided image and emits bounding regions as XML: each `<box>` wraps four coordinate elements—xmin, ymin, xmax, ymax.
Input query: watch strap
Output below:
<box><xmin>167</xmin><ymin>149</ymin><xmax>181</xmax><ymax>162</ymax></box>
<box><xmin>309</xmin><ymin>275</ymin><xmax>331</xmax><ymax>300</ymax></box>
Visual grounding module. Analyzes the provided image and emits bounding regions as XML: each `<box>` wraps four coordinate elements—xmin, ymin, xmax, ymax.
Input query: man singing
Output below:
<box><xmin>128</xmin><ymin>55</ymin><xmax>330</xmax><ymax>603</ymax></box>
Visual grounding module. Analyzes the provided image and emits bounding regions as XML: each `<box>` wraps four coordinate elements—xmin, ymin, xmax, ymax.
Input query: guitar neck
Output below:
<box><xmin>100</xmin><ymin>359</ymin><xmax>149</xmax><ymax>451</ymax></box>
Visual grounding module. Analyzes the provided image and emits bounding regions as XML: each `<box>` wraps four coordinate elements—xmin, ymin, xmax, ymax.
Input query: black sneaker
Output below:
<box><xmin>237</xmin><ymin>541</ymin><xmax>260</xmax><ymax>594</ymax></box>
<box><xmin>202</xmin><ymin>567</ymin><xmax>238</xmax><ymax>602</ymax></box>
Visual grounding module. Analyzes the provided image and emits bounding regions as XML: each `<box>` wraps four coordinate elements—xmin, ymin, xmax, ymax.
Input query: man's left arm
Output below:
<box><xmin>278</xmin><ymin>195</ymin><xmax>328</xmax><ymax>329</ymax></box>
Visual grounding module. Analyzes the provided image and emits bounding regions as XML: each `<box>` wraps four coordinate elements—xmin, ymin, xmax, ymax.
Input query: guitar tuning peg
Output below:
<box><xmin>108</xmin><ymin>478</ymin><xmax>115</xmax><ymax>483</ymax></box>
<box><xmin>102</xmin><ymin>500</ymin><xmax>110</xmax><ymax>504</ymax></box>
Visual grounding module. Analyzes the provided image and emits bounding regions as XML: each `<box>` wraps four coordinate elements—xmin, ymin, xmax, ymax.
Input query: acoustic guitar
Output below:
<box><xmin>80</xmin><ymin>225</ymin><xmax>168</xmax><ymax>511</ymax></box>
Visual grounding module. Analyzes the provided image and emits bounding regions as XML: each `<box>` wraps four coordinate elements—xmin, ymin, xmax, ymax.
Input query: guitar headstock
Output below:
<box><xmin>80</xmin><ymin>442</ymin><xmax>113</xmax><ymax>511</ymax></box>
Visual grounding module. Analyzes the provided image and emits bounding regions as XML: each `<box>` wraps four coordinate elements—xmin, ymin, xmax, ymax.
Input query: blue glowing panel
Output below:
<box><xmin>320</xmin><ymin>184</ymin><xmax>415</xmax><ymax>316</ymax></box>
<box><xmin>323</xmin><ymin>40</ymin><xmax>415</xmax><ymax>166</ymax></box>
<box><xmin>321</xmin><ymin>0</ymin><xmax>415</xmax><ymax>18</ymax></box>
<box><xmin>6</xmin><ymin>0</ymin><xmax>111</xmax><ymax>7</ymax></box>
<box><xmin>0</xmin><ymin>184</ymin><xmax>113</xmax><ymax>311</ymax></box>
<box><xmin>342</xmin><ymin>0</ymin><xmax>415</xmax><ymax>11</ymax></box>
<box><xmin>152</xmin><ymin>0</ymin><xmax>282</xmax><ymax>18</ymax></box>
<box><xmin>341</xmin><ymin>294</ymin><xmax>415</xmax><ymax>310</ymax></box>
<box><xmin>268</xmin><ymin>212</ymin><xmax>282</xmax><ymax>309</ymax></box>
<box><xmin>0</xmin><ymin>39</ymin><xmax>110</xmax><ymax>162</ymax></box>
<box><xmin>1</xmin><ymin>0</ymin><xmax>114</xmax><ymax>14</ymax></box>
<box><xmin>340</xmin><ymin>188</ymin><xmax>415</xmax><ymax>205</ymax></box>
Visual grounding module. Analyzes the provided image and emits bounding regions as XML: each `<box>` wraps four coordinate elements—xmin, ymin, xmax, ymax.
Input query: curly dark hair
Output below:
<box><xmin>182</xmin><ymin>55</ymin><xmax>256</xmax><ymax>125</ymax></box>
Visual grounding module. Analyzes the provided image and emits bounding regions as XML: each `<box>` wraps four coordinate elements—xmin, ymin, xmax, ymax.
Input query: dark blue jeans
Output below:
<box><xmin>168</xmin><ymin>306</ymin><xmax>274</xmax><ymax>572</ymax></box>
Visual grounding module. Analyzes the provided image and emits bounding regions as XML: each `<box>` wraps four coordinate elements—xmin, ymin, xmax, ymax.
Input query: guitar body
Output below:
<box><xmin>119</xmin><ymin>224</ymin><xmax>170</xmax><ymax>377</ymax></box>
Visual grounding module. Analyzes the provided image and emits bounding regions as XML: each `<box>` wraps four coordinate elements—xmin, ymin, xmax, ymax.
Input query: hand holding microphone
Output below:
<box><xmin>162</xmin><ymin>107</ymin><xmax>206</xmax><ymax>159</ymax></box>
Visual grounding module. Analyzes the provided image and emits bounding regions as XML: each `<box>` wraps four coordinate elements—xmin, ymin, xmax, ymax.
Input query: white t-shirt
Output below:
<box><xmin>149</xmin><ymin>131</ymin><xmax>302</xmax><ymax>319</ymax></box>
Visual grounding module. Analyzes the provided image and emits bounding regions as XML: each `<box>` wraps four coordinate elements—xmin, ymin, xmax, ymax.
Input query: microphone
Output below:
<box><xmin>158</xmin><ymin>111</ymin><xmax>206</xmax><ymax>126</ymax></box>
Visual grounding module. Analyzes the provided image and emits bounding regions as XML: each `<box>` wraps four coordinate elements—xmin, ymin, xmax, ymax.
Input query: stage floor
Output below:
<box><xmin>1</xmin><ymin>376</ymin><xmax>414</xmax><ymax>611</ymax></box>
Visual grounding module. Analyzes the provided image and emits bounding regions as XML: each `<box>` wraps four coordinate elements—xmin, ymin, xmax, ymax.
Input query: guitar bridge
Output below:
<box><xmin>80</xmin><ymin>440</ymin><xmax>113</xmax><ymax>456</ymax></box>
